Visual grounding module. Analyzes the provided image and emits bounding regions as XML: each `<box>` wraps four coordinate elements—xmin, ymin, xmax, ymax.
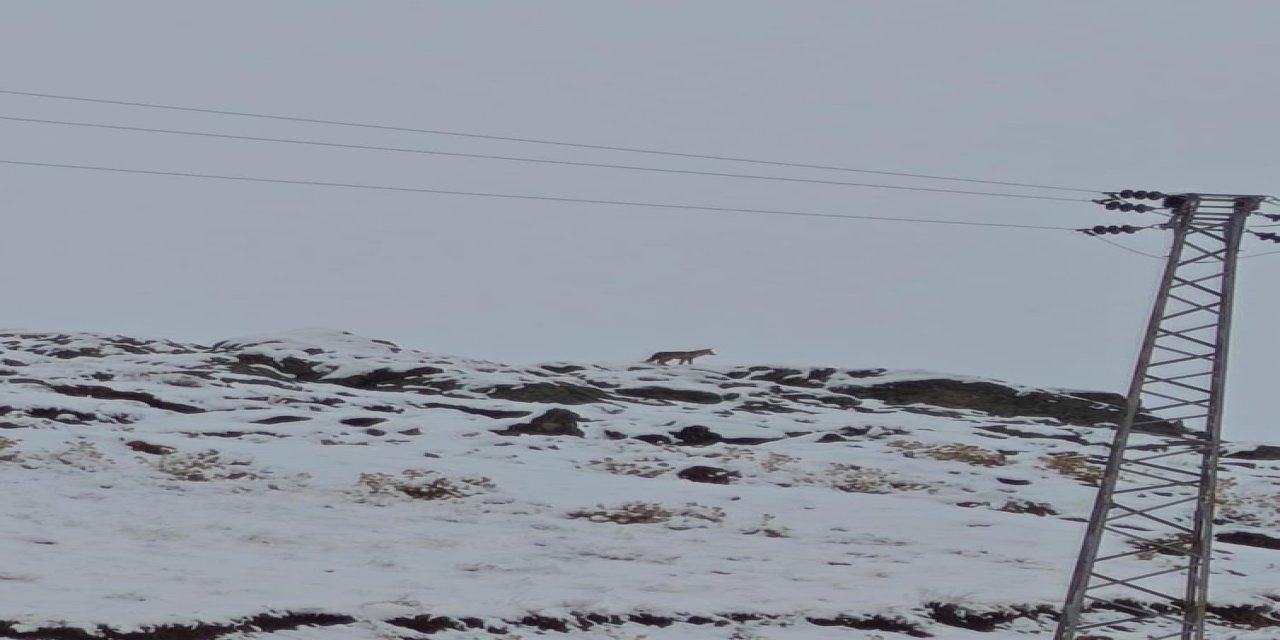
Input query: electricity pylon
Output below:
<box><xmin>1055</xmin><ymin>193</ymin><xmax>1265</xmax><ymax>640</ymax></box>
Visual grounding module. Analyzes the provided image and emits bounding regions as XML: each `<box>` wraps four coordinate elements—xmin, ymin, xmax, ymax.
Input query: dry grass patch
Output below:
<box><xmin>1130</xmin><ymin>533</ymin><xmax>1194</xmax><ymax>560</ymax></box>
<box><xmin>825</xmin><ymin>463</ymin><xmax>935</xmax><ymax>494</ymax></box>
<box><xmin>1040</xmin><ymin>452</ymin><xmax>1103</xmax><ymax>485</ymax></box>
<box><xmin>889</xmin><ymin>440</ymin><xmax>1008</xmax><ymax>467</ymax></box>
<box><xmin>0</xmin><ymin>436</ymin><xmax>19</xmax><ymax>462</ymax></box>
<box><xmin>1216</xmin><ymin>478</ymin><xmax>1280</xmax><ymax>527</ymax></box>
<box><xmin>351</xmin><ymin>469</ymin><xmax>495</xmax><ymax>501</ymax></box>
<box><xmin>567</xmin><ymin>501</ymin><xmax>725</xmax><ymax>528</ymax></box>
<box><xmin>155</xmin><ymin>449</ymin><xmax>261</xmax><ymax>481</ymax></box>
<box><xmin>588</xmin><ymin>457</ymin><xmax>672</xmax><ymax>478</ymax></box>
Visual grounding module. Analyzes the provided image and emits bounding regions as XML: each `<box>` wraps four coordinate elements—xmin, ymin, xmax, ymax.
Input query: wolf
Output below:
<box><xmin>644</xmin><ymin>348</ymin><xmax>716</xmax><ymax>365</ymax></box>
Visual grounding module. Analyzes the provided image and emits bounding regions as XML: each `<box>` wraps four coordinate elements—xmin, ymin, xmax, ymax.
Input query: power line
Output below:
<box><xmin>1240</xmin><ymin>248</ymin><xmax>1280</xmax><ymax>259</ymax></box>
<box><xmin>0</xmin><ymin>114</ymin><xmax>1092</xmax><ymax>203</ymax></box>
<box><xmin>0</xmin><ymin>158</ymin><xmax>1079</xmax><ymax>231</ymax></box>
<box><xmin>1087</xmin><ymin>234</ymin><xmax>1166</xmax><ymax>259</ymax></box>
<box><xmin>0</xmin><ymin>88</ymin><xmax>1100</xmax><ymax>195</ymax></box>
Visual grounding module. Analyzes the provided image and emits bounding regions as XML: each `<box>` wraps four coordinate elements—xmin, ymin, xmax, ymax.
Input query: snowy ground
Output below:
<box><xmin>0</xmin><ymin>330</ymin><xmax>1276</xmax><ymax>639</ymax></box>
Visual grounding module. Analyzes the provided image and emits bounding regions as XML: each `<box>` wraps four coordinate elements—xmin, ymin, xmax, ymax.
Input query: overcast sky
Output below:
<box><xmin>3</xmin><ymin>2</ymin><xmax>1279</xmax><ymax>441</ymax></box>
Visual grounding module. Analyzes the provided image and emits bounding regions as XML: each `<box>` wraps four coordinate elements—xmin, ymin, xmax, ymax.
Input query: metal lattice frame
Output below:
<box><xmin>1055</xmin><ymin>194</ymin><xmax>1264</xmax><ymax>640</ymax></box>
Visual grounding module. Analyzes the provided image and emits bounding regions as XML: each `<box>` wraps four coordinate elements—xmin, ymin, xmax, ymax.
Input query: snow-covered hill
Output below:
<box><xmin>0</xmin><ymin>329</ymin><xmax>1276</xmax><ymax>639</ymax></box>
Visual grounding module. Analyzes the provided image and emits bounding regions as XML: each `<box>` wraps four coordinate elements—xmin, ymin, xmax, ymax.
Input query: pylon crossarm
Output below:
<box><xmin>1126</xmin><ymin>448</ymin><xmax>1203</xmax><ymax>465</ymax></box>
<box><xmin>1074</xmin><ymin>607</ymin><xmax>1181</xmax><ymax>631</ymax></box>
<box><xmin>1143</xmin><ymin>377</ymin><xmax>1212</xmax><ymax>395</ymax></box>
<box><xmin>1138</xmin><ymin>415</ymin><xmax>1207</xmax><ymax>429</ymax></box>
<box><xmin>1141</xmin><ymin>417</ymin><xmax>1208</xmax><ymax>432</ymax></box>
<box><xmin>1149</xmin><ymin>353</ymin><xmax>1213</xmax><ymax>368</ymax></box>
<box><xmin>1180</xmin><ymin>227</ymin><xmax>1225</xmax><ymax>242</ymax></box>
<box><xmin>1165</xmin><ymin>294</ymin><xmax>1219</xmax><ymax>310</ymax></box>
<box><xmin>1160</xmin><ymin>321</ymin><xmax>1220</xmax><ymax>337</ymax></box>
<box><xmin>1108</xmin><ymin>497</ymin><xmax>1199</xmax><ymax>522</ymax></box>
<box><xmin>1172</xmin><ymin>267</ymin><xmax>1225</xmax><ymax>285</ymax></box>
<box><xmin>1078</xmin><ymin>596</ymin><xmax>1187</xmax><ymax>624</ymax></box>
<box><xmin>1167</xmin><ymin>277</ymin><xmax>1223</xmax><ymax>298</ymax></box>
<box><xmin>1146</xmin><ymin>367</ymin><xmax>1212</xmax><ymax>381</ymax></box>
<box><xmin>1143</xmin><ymin>388</ymin><xmax>1210</xmax><ymax>405</ymax></box>
<box><xmin>1112</xmin><ymin>480</ymin><xmax>1192</xmax><ymax>495</ymax></box>
<box><xmin>1115</xmin><ymin>464</ymin><xmax>1195</xmax><ymax>485</ymax></box>
<box><xmin>1145</xmin><ymin>369</ymin><xmax>1213</xmax><ymax>386</ymax></box>
<box><xmin>1139</xmin><ymin>437</ymin><xmax>1207</xmax><ymax>451</ymax></box>
<box><xmin>1151</xmin><ymin>342</ymin><xmax>1208</xmax><ymax>359</ymax></box>
<box><xmin>1153</xmin><ymin>330</ymin><xmax>1217</xmax><ymax>350</ymax></box>
<box><xmin>1176</xmin><ymin>240</ymin><xmax>1221</xmax><ymax>255</ymax></box>
<box><xmin>1121</xmin><ymin>459</ymin><xmax>1200</xmax><ymax>477</ymax></box>
<box><xmin>1184</xmin><ymin>229</ymin><xmax>1228</xmax><ymax>245</ymax></box>
<box><xmin>1089</xmin><ymin>572</ymin><xmax>1185</xmax><ymax>601</ymax></box>
<box><xmin>1097</xmin><ymin>566</ymin><xmax>1192</xmax><ymax>588</ymax></box>
<box><xmin>1139</xmin><ymin>406</ymin><xmax>1207</xmax><ymax>421</ymax></box>
<box><xmin>1122</xmin><ymin>456</ymin><xmax>1201</xmax><ymax>478</ymax></box>
<box><xmin>1075</xmin><ymin>614</ymin><xmax>1157</xmax><ymax>632</ymax></box>
<box><xmin>1095</xmin><ymin>546</ymin><xmax>1179</xmax><ymax>563</ymax></box>
<box><xmin>1166</xmin><ymin>291</ymin><xmax>1221</xmax><ymax>312</ymax></box>
<box><xmin>1147</xmin><ymin>370</ymin><xmax>1212</xmax><ymax>385</ymax></box>
<box><xmin>1161</xmin><ymin>301</ymin><xmax>1221</xmax><ymax>319</ymax></box>
<box><xmin>1100</xmin><ymin>528</ymin><xmax>1195</xmax><ymax>557</ymax></box>
<box><xmin>1172</xmin><ymin>244</ymin><xmax>1213</xmax><ymax>257</ymax></box>
<box><xmin>1107</xmin><ymin>500</ymin><xmax>1198</xmax><ymax>528</ymax></box>
<box><xmin>1180</xmin><ymin>239</ymin><xmax>1226</xmax><ymax>258</ymax></box>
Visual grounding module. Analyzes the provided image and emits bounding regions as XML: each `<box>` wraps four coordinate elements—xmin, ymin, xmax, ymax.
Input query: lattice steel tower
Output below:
<box><xmin>1055</xmin><ymin>193</ymin><xmax>1265</xmax><ymax>639</ymax></box>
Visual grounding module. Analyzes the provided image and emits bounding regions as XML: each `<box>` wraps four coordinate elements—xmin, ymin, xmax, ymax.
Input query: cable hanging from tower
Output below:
<box><xmin>0</xmin><ymin>87</ymin><xmax>1102</xmax><ymax>195</ymax></box>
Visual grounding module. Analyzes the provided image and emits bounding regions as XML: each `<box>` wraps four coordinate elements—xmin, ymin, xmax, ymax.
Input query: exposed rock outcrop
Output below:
<box><xmin>493</xmin><ymin>408</ymin><xmax>585</xmax><ymax>437</ymax></box>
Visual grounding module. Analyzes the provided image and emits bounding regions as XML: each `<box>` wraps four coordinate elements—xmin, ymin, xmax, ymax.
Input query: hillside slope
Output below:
<box><xmin>0</xmin><ymin>329</ymin><xmax>1276</xmax><ymax>639</ymax></box>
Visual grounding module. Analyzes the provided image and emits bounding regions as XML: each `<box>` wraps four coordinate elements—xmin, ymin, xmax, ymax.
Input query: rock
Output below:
<box><xmin>486</xmin><ymin>383</ymin><xmax>608</xmax><ymax>405</ymax></box>
<box><xmin>340</xmin><ymin>417</ymin><xmax>387</xmax><ymax>427</ymax></box>
<box><xmin>925</xmin><ymin>603</ymin><xmax>1054</xmax><ymax>633</ymax></box>
<box><xmin>493</xmin><ymin>408</ymin><xmax>585</xmax><ymax>437</ymax></box>
<box><xmin>977</xmin><ymin>424</ymin><xmax>1088</xmax><ymax>445</ymax></box>
<box><xmin>224</xmin><ymin>345</ymin><xmax>456</xmax><ymax>394</ymax></box>
<box><xmin>677</xmin><ymin>465</ymin><xmax>740</xmax><ymax>484</ymax></box>
<box><xmin>740</xmin><ymin>367</ymin><xmax>836</xmax><ymax>388</ymax></box>
<box><xmin>997</xmin><ymin>499</ymin><xmax>1058</xmax><ymax>517</ymax></box>
<box><xmin>835</xmin><ymin>379</ymin><xmax>1182</xmax><ymax>434</ymax></box>
<box><xmin>1216</xmin><ymin>531</ymin><xmax>1280</xmax><ymax>550</ymax></box>
<box><xmin>325</xmin><ymin>366</ymin><xmax>453</xmax><ymax>393</ymax></box>
<box><xmin>1206</xmin><ymin>604</ymin><xmax>1280</xmax><ymax>627</ymax></box>
<box><xmin>125</xmin><ymin>440</ymin><xmax>175</xmax><ymax>456</ymax></box>
<box><xmin>670</xmin><ymin>425</ymin><xmax>722</xmax><ymax>446</ymax></box>
<box><xmin>616</xmin><ymin>386</ymin><xmax>722</xmax><ymax>404</ymax></box>
<box><xmin>49</xmin><ymin>384</ymin><xmax>204</xmax><ymax>415</ymax></box>
<box><xmin>733</xmin><ymin>400</ymin><xmax>802</xmax><ymax>414</ymax></box>
<box><xmin>721</xmin><ymin>436</ymin><xmax>783</xmax><ymax>445</ymax></box>
<box><xmin>230</xmin><ymin>353</ymin><xmax>322</xmax><ymax>380</ymax></box>
<box><xmin>1225</xmin><ymin>445</ymin><xmax>1280</xmax><ymax>460</ymax></box>
<box><xmin>250</xmin><ymin>415</ymin><xmax>311</xmax><ymax>425</ymax></box>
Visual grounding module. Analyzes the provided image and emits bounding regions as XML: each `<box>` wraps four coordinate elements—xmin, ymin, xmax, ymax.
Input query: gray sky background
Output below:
<box><xmin>3</xmin><ymin>2</ymin><xmax>1279</xmax><ymax>441</ymax></box>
